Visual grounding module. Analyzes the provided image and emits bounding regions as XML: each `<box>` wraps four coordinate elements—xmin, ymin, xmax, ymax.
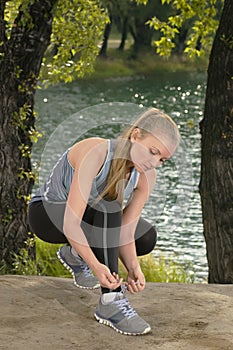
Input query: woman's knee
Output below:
<box><xmin>135</xmin><ymin>219</ymin><xmax>157</xmax><ymax>256</ymax></box>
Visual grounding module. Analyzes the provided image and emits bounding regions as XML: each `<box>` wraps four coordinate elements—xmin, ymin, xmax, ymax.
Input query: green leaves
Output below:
<box><xmin>147</xmin><ymin>0</ymin><xmax>220</xmax><ymax>57</ymax></box>
<box><xmin>4</xmin><ymin>0</ymin><xmax>34</xmax><ymax>38</ymax></box>
<box><xmin>41</xmin><ymin>0</ymin><xmax>109</xmax><ymax>84</ymax></box>
<box><xmin>135</xmin><ymin>0</ymin><xmax>148</xmax><ymax>5</ymax></box>
<box><xmin>4</xmin><ymin>0</ymin><xmax>109</xmax><ymax>84</ymax></box>
<box><xmin>3</xmin><ymin>0</ymin><xmax>221</xmax><ymax>81</ymax></box>
<box><xmin>148</xmin><ymin>16</ymin><xmax>178</xmax><ymax>56</ymax></box>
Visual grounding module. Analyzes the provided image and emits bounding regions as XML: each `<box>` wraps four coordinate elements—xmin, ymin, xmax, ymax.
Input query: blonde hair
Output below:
<box><xmin>99</xmin><ymin>108</ymin><xmax>180</xmax><ymax>205</ymax></box>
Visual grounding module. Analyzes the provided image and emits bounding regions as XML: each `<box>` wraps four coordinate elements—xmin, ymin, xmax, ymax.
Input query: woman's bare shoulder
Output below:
<box><xmin>68</xmin><ymin>137</ymin><xmax>108</xmax><ymax>169</ymax></box>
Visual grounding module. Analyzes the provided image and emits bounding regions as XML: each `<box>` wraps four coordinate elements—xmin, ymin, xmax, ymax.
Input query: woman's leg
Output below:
<box><xmin>28</xmin><ymin>199</ymin><xmax>122</xmax><ymax>265</ymax></box>
<box><xmin>134</xmin><ymin>217</ymin><xmax>157</xmax><ymax>256</ymax></box>
<box><xmin>82</xmin><ymin>203</ymin><xmax>157</xmax><ymax>292</ymax></box>
<box><xmin>28</xmin><ymin>201</ymin><xmax>68</xmax><ymax>244</ymax></box>
<box><xmin>28</xmin><ymin>200</ymin><xmax>102</xmax><ymax>290</ymax></box>
<box><xmin>93</xmin><ymin>211</ymin><xmax>154</xmax><ymax>335</ymax></box>
<box><xmin>82</xmin><ymin>200</ymin><xmax>122</xmax><ymax>293</ymax></box>
<box><xmin>28</xmin><ymin>200</ymin><xmax>157</xmax><ymax>290</ymax></box>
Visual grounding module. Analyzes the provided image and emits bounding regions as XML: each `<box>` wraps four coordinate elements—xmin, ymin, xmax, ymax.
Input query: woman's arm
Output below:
<box><xmin>119</xmin><ymin>169</ymin><xmax>156</xmax><ymax>293</ymax></box>
<box><xmin>64</xmin><ymin>138</ymin><xmax>123</xmax><ymax>289</ymax></box>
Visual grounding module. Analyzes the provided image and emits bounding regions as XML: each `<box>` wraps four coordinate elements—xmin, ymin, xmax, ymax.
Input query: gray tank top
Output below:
<box><xmin>30</xmin><ymin>139</ymin><xmax>140</xmax><ymax>206</ymax></box>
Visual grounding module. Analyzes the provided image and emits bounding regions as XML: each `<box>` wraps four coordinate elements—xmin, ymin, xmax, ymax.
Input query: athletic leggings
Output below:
<box><xmin>28</xmin><ymin>200</ymin><xmax>157</xmax><ymax>293</ymax></box>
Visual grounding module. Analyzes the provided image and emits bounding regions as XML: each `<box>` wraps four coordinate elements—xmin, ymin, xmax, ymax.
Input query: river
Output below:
<box><xmin>34</xmin><ymin>71</ymin><xmax>208</xmax><ymax>282</ymax></box>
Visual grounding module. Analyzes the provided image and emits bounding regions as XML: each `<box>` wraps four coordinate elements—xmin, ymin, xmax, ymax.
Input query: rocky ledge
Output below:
<box><xmin>0</xmin><ymin>275</ymin><xmax>232</xmax><ymax>350</ymax></box>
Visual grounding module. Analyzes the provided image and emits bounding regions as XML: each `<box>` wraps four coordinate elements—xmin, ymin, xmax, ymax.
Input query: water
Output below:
<box><xmin>34</xmin><ymin>71</ymin><xmax>208</xmax><ymax>282</ymax></box>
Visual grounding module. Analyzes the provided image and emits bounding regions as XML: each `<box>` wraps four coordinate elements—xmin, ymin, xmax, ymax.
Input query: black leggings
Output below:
<box><xmin>28</xmin><ymin>200</ymin><xmax>157</xmax><ymax>291</ymax></box>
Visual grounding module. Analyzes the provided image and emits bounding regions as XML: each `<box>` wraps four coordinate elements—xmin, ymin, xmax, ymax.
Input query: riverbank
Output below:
<box><xmin>41</xmin><ymin>46</ymin><xmax>208</xmax><ymax>83</ymax></box>
<box><xmin>1</xmin><ymin>275</ymin><xmax>232</xmax><ymax>349</ymax></box>
<box><xmin>86</xmin><ymin>48</ymin><xmax>208</xmax><ymax>80</ymax></box>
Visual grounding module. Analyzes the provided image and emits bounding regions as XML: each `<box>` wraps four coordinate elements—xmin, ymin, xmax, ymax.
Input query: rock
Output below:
<box><xmin>0</xmin><ymin>275</ymin><xmax>232</xmax><ymax>350</ymax></box>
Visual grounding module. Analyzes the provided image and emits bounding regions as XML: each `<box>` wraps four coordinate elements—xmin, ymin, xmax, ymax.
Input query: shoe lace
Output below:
<box><xmin>113</xmin><ymin>294</ymin><xmax>137</xmax><ymax>319</ymax></box>
<box><xmin>78</xmin><ymin>258</ymin><xmax>93</xmax><ymax>277</ymax></box>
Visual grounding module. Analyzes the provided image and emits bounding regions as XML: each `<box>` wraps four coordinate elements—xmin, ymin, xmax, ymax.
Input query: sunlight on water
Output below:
<box><xmin>34</xmin><ymin>71</ymin><xmax>208</xmax><ymax>282</ymax></box>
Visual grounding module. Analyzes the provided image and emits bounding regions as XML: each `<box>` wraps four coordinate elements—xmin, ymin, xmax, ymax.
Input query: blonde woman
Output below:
<box><xmin>28</xmin><ymin>108</ymin><xmax>180</xmax><ymax>335</ymax></box>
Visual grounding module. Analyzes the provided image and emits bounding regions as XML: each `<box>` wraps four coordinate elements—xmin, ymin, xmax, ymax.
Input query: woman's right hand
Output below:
<box><xmin>94</xmin><ymin>263</ymin><xmax>123</xmax><ymax>290</ymax></box>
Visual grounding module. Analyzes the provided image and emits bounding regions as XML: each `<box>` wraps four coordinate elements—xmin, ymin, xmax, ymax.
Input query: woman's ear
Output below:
<box><xmin>130</xmin><ymin>127</ymin><xmax>141</xmax><ymax>142</ymax></box>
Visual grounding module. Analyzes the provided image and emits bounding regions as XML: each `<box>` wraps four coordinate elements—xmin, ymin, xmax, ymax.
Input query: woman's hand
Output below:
<box><xmin>94</xmin><ymin>263</ymin><xmax>123</xmax><ymax>290</ymax></box>
<box><xmin>125</xmin><ymin>266</ymin><xmax>146</xmax><ymax>294</ymax></box>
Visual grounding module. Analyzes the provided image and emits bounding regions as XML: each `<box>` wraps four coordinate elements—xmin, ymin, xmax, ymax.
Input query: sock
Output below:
<box><xmin>101</xmin><ymin>292</ymin><xmax>118</xmax><ymax>304</ymax></box>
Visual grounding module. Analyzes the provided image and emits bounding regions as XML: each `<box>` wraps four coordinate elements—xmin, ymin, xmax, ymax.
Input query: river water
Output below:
<box><xmin>34</xmin><ymin>71</ymin><xmax>208</xmax><ymax>282</ymax></box>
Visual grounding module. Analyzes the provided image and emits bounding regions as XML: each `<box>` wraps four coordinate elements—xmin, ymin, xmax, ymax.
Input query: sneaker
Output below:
<box><xmin>57</xmin><ymin>245</ymin><xmax>100</xmax><ymax>289</ymax></box>
<box><xmin>94</xmin><ymin>291</ymin><xmax>151</xmax><ymax>335</ymax></box>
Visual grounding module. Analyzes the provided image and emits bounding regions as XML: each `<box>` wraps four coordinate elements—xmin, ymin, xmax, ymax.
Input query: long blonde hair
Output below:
<box><xmin>99</xmin><ymin>108</ymin><xmax>180</xmax><ymax>205</ymax></box>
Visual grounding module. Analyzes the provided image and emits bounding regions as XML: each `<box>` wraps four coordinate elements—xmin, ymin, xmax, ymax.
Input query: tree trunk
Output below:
<box><xmin>99</xmin><ymin>17</ymin><xmax>112</xmax><ymax>57</ymax></box>
<box><xmin>0</xmin><ymin>0</ymin><xmax>57</xmax><ymax>270</ymax></box>
<box><xmin>129</xmin><ymin>21</ymin><xmax>153</xmax><ymax>56</ymax></box>
<box><xmin>118</xmin><ymin>17</ymin><xmax>128</xmax><ymax>51</ymax></box>
<box><xmin>199</xmin><ymin>0</ymin><xmax>233</xmax><ymax>283</ymax></box>
<box><xmin>176</xmin><ymin>27</ymin><xmax>188</xmax><ymax>55</ymax></box>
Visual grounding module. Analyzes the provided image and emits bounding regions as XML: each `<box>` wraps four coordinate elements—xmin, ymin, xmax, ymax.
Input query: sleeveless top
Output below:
<box><xmin>30</xmin><ymin>139</ymin><xmax>140</xmax><ymax>206</ymax></box>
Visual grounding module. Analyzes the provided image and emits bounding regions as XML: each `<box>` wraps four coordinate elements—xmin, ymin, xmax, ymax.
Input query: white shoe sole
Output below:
<box><xmin>94</xmin><ymin>312</ymin><xmax>151</xmax><ymax>335</ymax></box>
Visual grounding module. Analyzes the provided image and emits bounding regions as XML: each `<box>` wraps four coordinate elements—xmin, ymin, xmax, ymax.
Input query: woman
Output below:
<box><xmin>28</xmin><ymin>107</ymin><xmax>180</xmax><ymax>335</ymax></box>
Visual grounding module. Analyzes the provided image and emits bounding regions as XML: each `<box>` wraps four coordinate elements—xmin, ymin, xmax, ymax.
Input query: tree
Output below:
<box><xmin>128</xmin><ymin>0</ymin><xmax>154</xmax><ymax>54</ymax></box>
<box><xmin>99</xmin><ymin>0</ymin><xmax>173</xmax><ymax>58</ymax></box>
<box><xmin>147</xmin><ymin>0</ymin><xmax>233</xmax><ymax>283</ymax></box>
<box><xmin>99</xmin><ymin>15</ymin><xmax>112</xmax><ymax>57</ymax></box>
<box><xmin>199</xmin><ymin>0</ymin><xmax>233</xmax><ymax>283</ymax></box>
<box><xmin>128</xmin><ymin>0</ymin><xmax>172</xmax><ymax>56</ymax></box>
<box><xmin>0</xmin><ymin>0</ymin><xmax>108</xmax><ymax>270</ymax></box>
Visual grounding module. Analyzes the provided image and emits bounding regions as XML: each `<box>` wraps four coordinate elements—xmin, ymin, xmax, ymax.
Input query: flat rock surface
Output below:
<box><xmin>0</xmin><ymin>275</ymin><xmax>232</xmax><ymax>350</ymax></box>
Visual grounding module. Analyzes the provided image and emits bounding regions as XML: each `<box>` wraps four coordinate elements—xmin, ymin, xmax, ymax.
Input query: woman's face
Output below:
<box><xmin>129</xmin><ymin>129</ymin><xmax>175</xmax><ymax>173</ymax></box>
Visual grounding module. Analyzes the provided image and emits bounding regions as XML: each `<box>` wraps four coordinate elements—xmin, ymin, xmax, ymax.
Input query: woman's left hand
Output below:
<box><xmin>125</xmin><ymin>266</ymin><xmax>146</xmax><ymax>294</ymax></box>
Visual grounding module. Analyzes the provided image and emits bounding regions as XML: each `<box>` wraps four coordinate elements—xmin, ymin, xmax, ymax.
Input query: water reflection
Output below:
<box><xmin>34</xmin><ymin>71</ymin><xmax>208</xmax><ymax>282</ymax></box>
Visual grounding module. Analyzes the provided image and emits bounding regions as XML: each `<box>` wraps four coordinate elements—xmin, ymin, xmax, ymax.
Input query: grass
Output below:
<box><xmin>119</xmin><ymin>253</ymin><xmax>194</xmax><ymax>283</ymax></box>
<box><xmin>12</xmin><ymin>237</ymin><xmax>195</xmax><ymax>283</ymax></box>
<box><xmin>83</xmin><ymin>47</ymin><xmax>208</xmax><ymax>80</ymax></box>
<box><xmin>40</xmin><ymin>40</ymin><xmax>208</xmax><ymax>84</ymax></box>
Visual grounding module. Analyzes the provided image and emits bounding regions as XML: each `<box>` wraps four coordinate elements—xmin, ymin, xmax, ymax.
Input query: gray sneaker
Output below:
<box><xmin>94</xmin><ymin>291</ymin><xmax>151</xmax><ymax>335</ymax></box>
<box><xmin>57</xmin><ymin>245</ymin><xmax>100</xmax><ymax>289</ymax></box>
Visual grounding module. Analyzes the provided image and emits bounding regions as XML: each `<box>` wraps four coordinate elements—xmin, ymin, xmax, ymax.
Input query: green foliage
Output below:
<box><xmin>119</xmin><ymin>254</ymin><xmax>194</xmax><ymax>283</ymax></box>
<box><xmin>11</xmin><ymin>102</ymin><xmax>40</xmax><ymax>198</ymax></box>
<box><xmin>28</xmin><ymin>127</ymin><xmax>43</xmax><ymax>144</ymax></box>
<box><xmin>12</xmin><ymin>238</ymin><xmax>70</xmax><ymax>277</ymax></box>
<box><xmin>148</xmin><ymin>16</ymin><xmax>179</xmax><ymax>56</ymax></box>
<box><xmin>2</xmin><ymin>209</ymin><xmax>13</xmax><ymax>225</ymax></box>
<box><xmin>4</xmin><ymin>0</ymin><xmax>109</xmax><ymax>85</ymax></box>
<box><xmin>12</xmin><ymin>237</ymin><xmax>37</xmax><ymax>275</ymax></box>
<box><xmin>42</xmin><ymin>0</ymin><xmax>109</xmax><ymax>84</ymax></box>
<box><xmin>18</xmin><ymin>167</ymin><xmax>37</xmax><ymax>180</ymax></box>
<box><xmin>146</xmin><ymin>0</ymin><xmax>221</xmax><ymax>57</ymax></box>
<box><xmin>13</xmin><ymin>106</ymin><xmax>42</xmax><ymax>146</ymax></box>
<box><xmin>12</xmin><ymin>103</ymin><xmax>42</xmax><ymax>145</ymax></box>
<box><xmin>4</xmin><ymin>0</ymin><xmax>34</xmax><ymax>37</ymax></box>
<box><xmin>12</xmin><ymin>103</ymin><xmax>32</xmax><ymax>132</ymax></box>
<box><xmin>36</xmin><ymin>240</ymin><xmax>69</xmax><ymax>277</ymax></box>
<box><xmin>18</xmin><ymin>144</ymin><xmax>31</xmax><ymax>157</ymax></box>
<box><xmin>4</xmin><ymin>1</ymin><xmax>23</xmax><ymax>38</ymax></box>
<box><xmin>135</xmin><ymin>0</ymin><xmax>148</xmax><ymax>4</ymax></box>
<box><xmin>91</xmin><ymin>49</ymin><xmax>208</xmax><ymax>79</ymax></box>
<box><xmin>12</xmin><ymin>237</ymin><xmax>194</xmax><ymax>283</ymax></box>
